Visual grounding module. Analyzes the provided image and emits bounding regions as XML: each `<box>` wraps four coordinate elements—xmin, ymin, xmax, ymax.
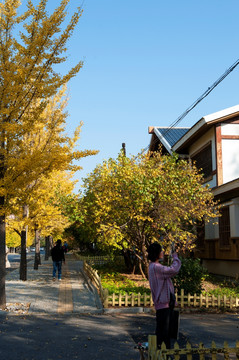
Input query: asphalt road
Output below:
<box><xmin>0</xmin><ymin>311</ymin><xmax>238</xmax><ymax>360</ymax></box>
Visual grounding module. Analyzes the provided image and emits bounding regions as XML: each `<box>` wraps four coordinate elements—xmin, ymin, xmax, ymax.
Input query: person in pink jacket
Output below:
<box><xmin>148</xmin><ymin>242</ymin><xmax>181</xmax><ymax>349</ymax></box>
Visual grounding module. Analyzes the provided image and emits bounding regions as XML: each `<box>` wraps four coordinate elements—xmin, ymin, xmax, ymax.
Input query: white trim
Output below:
<box><xmin>154</xmin><ymin>128</ymin><xmax>172</xmax><ymax>154</ymax></box>
<box><xmin>172</xmin><ymin>105</ymin><xmax>239</xmax><ymax>152</ymax></box>
<box><xmin>203</xmin><ymin>104</ymin><xmax>239</xmax><ymax>123</ymax></box>
<box><xmin>212</xmin><ymin>178</ymin><xmax>239</xmax><ymax>196</ymax></box>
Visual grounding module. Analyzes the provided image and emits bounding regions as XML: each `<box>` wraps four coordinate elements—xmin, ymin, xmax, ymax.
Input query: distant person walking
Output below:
<box><xmin>51</xmin><ymin>240</ymin><xmax>65</xmax><ymax>281</ymax></box>
<box><xmin>148</xmin><ymin>242</ymin><xmax>181</xmax><ymax>349</ymax></box>
<box><xmin>62</xmin><ymin>241</ymin><xmax>68</xmax><ymax>253</ymax></box>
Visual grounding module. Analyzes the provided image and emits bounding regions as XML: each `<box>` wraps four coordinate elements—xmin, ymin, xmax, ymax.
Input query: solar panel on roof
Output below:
<box><xmin>157</xmin><ymin>128</ymin><xmax>189</xmax><ymax>147</ymax></box>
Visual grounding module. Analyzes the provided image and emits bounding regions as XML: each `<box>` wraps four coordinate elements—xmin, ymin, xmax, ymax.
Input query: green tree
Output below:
<box><xmin>82</xmin><ymin>151</ymin><xmax>219</xmax><ymax>278</ymax></box>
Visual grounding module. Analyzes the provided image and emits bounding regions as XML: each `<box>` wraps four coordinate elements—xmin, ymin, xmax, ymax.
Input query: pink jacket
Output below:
<box><xmin>148</xmin><ymin>253</ymin><xmax>181</xmax><ymax>310</ymax></box>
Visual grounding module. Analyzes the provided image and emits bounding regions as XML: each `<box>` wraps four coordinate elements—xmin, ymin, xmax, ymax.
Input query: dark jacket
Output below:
<box><xmin>51</xmin><ymin>245</ymin><xmax>65</xmax><ymax>262</ymax></box>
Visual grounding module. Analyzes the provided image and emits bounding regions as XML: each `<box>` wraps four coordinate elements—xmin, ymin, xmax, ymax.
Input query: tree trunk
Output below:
<box><xmin>0</xmin><ymin>136</ymin><xmax>6</xmax><ymax>308</ymax></box>
<box><xmin>122</xmin><ymin>249</ymin><xmax>138</xmax><ymax>273</ymax></box>
<box><xmin>49</xmin><ymin>235</ymin><xmax>54</xmax><ymax>250</ymax></box>
<box><xmin>141</xmin><ymin>239</ymin><xmax>149</xmax><ymax>279</ymax></box>
<box><xmin>138</xmin><ymin>260</ymin><xmax>147</xmax><ymax>279</ymax></box>
<box><xmin>136</xmin><ymin>234</ymin><xmax>149</xmax><ymax>279</ymax></box>
<box><xmin>45</xmin><ymin>236</ymin><xmax>50</xmax><ymax>260</ymax></box>
<box><xmin>0</xmin><ymin>213</ymin><xmax>6</xmax><ymax>309</ymax></box>
<box><xmin>20</xmin><ymin>205</ymin><xmax>29</xmax><ymax>281</ymax></box>
<box><xmin>19</xmin><ymin>229</ymin><xmax>27</xmax><ymax>281</ymax></box>
<box><xmin>34</xmin><ymin>228</ymin><xmax>41</xmax><ymax>270</ymax></box>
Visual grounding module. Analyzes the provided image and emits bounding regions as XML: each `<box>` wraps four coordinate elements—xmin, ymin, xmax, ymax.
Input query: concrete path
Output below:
<box><xmin>5</xmin><ymin>253</ymin><xmax>103</xmax><ymax>315</ymax></box>
<box><xmin>2</xmin><ymin>253</ymin><xmax>140</xmax><ymax>360</ymax></box>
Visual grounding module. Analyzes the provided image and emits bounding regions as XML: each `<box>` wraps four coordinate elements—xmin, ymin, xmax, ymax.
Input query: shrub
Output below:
<box><xmin>174</xmin><ymin>258</ymin><xmax>208</xmax><ymax>295</ymax></box>
<box><xmin>94</xmin><ymin>258</ymin><xmax>151</xmax><ymax>295</ymax></box>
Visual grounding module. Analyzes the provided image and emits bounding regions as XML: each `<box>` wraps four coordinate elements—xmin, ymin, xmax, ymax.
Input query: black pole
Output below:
<box><xmin>122</xmin><ymin>143</ymin><xmax>126</xmax><ymax>156</ymax></box>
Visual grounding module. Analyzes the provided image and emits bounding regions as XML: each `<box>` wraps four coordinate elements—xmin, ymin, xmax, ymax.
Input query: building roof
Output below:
<box><xmin>149</xmin><ymin>104</ymin><xmax>239</xmax><ymax>155</ymax></box>
<box><xmin>173</xmin><ymin>104</ymin><xmax>239</xmax><ymax>153</ymax></box>
<box><xmin>149</xmin><ymin>127</ymin><xmax>189</xmax><ymax>154</ymax></box>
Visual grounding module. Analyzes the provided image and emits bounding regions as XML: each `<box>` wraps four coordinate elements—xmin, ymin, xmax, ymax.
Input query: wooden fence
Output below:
<box><xmin>103</xmin><ymin>288</ymin><xmax>239</xmax><ymax>309</ymax></box>
<box><xmin>77</xmin><ymin>255</ymin><xmax>123</xmax><ymax>266</ymax></box>
<box><xmin>83</xmin><ymin>261</ymin><xmax>108</xmax><ymax>304</ymax></box>
<box><xmin>147</xmin><ymin>335</ymin><xmax>239</xmax><ymax>360</ymax></box>
<box><xmin>80</xmin><ymin>256</ymin><xmax>239</xmax><ymax>310</ymax></box>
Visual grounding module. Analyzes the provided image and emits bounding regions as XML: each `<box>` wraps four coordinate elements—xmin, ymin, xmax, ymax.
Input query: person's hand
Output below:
<box><xmin>170</xmin><ymin>242</ymin><xmax>175</xmax><ymax>255</ymax></box>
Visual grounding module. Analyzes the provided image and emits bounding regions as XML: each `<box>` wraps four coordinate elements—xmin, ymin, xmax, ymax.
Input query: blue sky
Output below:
<box><xmin>44</xmin><ymin>0</ymin><xmax>239</xmax><ymax>190</ymax></box>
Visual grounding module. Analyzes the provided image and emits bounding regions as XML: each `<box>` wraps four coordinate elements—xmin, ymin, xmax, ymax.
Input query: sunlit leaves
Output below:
<box><xmin>82</xmin><ymin>151</ymin><xmax>219</xmax><ymax>257</ymax></box>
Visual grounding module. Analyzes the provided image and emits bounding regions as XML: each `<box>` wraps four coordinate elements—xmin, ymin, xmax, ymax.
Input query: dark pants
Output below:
<box><xmin>156</xmin><ymin>307</ymin><xmax>172</xmax><ymax>349</ymax></box>
<box><xmin>53</xmin><ymin>261</ymin><xmax>62</xmax><ymax>279</ymax></box>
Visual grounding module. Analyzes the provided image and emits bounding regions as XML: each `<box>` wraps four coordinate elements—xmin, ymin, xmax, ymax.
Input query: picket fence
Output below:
<box><xmin>103</xmin><ymin>288</ymin><xmax>239</xmax><ymax>309</ymax></box>
<box><xmin>77</xmin><ymin>255</ymin><xmax>123</xmax><ymax>266</ymax></box>
<box><xmin>147</xmin><ymin>335</ymin><xmax>239</xmax><ymax>360</ymax></box>
<box><xmin>80</xmin><ymin>256</ymin><xmax>239</xmax><ymax>310</ymax></box>
<box><xmin>83</xmin><ymin>261</ymin><xmax>107</xmax><ymax>302</ymax></box>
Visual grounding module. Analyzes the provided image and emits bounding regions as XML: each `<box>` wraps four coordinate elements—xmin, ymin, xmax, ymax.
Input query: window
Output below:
<box><xmin>219</xmin><ymin>206</ymin><xmax>230</xmax><ymax>248</ymax></box>
<box><xmin>191</xmin><ymin>143</ymin><xmax>212</xmax><ymax>180</ymax></box>
<box><xmin>196</xmin><ymin>220</ymin><xmax>205</xmax><ymax>248</ymax></box>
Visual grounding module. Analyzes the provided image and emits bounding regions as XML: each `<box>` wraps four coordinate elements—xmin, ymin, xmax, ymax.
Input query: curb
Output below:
<box><xmin>103</xmin><ymin>307</ymin><xmax>155</xmax><ymax>315</ymax></box>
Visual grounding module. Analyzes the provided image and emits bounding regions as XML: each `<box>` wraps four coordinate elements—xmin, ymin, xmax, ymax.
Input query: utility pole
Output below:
<box><xmin>122</xmin><ymin>143</ymin><xmax>126</xmax><ymax>156</ymax></box>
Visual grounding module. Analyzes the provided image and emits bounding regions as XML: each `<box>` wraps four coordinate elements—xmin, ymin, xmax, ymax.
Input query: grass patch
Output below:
<box><xmin>94</xmin><ymin>260</ymin><xmax>151</xmax><ymax>295</ymax></box>
<box><xmin>93</xmin><ymin>258</ymin><xmax>239</xmax><ymax>297</ymax></box>
<box><xmin>202</xmin><ymin>274</ymin><xmax>239</xmax><ymax>297</ymax></box>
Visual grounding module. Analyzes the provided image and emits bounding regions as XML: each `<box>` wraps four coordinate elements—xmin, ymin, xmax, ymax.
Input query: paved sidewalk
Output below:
<box><xmin>5</xmin><ymin>253</ymin><xmax>103</xmax><ymax>315</ymax></box>
<box><xmin>1</xmin><ymin>253</ymin><xmax>140</xmax><ymax>360</ymax></box>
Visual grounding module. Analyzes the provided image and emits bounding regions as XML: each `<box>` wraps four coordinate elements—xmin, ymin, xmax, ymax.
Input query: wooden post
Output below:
<box><xmin>211</xmin><ymin>341</ymin><xmax>217</xmax><ymax>360</ymax></box>
<box><xmin>206</xmin><ymin>293</ymin><xmax>209</xmax><ymax>308</ymax></box>
<box><xmin>193</xmin><ymin>293</ymin><xmax>197</xmax><ymax>307</ymax></box>
<box><xmin>148</xmin><ymin>335</ymin><xmax>157</xmax><ymax>359</ymax></box>
<box><xmin>186</xmin><ymin>342</ymin><xmax>192</xmax><ymax>360</ymax></box>
<box><xmin>119</xmin><ymin>292</ymin><xmax>122</xmax><ymax>307</ymax></box>
<box><xmin>138</xmin><ymin>292</ymin><xmax>141</xmax><ymax>306</ymax></box>
<box><xmin>235</xmin><ymin>340</ymin><xmax>239</xmax><ymax>360</ymax></box>
<box><xmin>223</xmin><ymin>295</ymin><xmax>227</xmax><ymax>308</ymax></box>
<box><xmin>103</xmin><ymin>288</ymin><xmax>109</xmax><ymax>308</ymax></box>
<box><xmin>181</xmin><ymin>289</ymin><xmax>184</xmax><ymax>308</ymax></box>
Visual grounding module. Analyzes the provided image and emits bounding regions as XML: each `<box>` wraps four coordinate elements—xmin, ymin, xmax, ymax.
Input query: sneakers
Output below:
<box><xmin>58</xmin><ymin>278</ymin><xmax>61</xmax><ymax>281</ymax></box>
<box><xmin>53</xmin><ymin>277</ymin><xmax>56</xmax><ymax>281</ymax></box>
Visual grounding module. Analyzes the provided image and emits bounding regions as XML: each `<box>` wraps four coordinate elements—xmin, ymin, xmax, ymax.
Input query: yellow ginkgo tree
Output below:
<box><xmin>7</xmin><ymin>85</ymin><xmax>97</xmax><ymax>281</ymax></box>
<box><xmin>0</xmin><ymin>0</ymin><xmax>95</xmax><ymax>307</ymax></box>
<box><xmin>82</xmin><ymin>151</ymin><xmax>219</xmax><ymax>278</ymax></box>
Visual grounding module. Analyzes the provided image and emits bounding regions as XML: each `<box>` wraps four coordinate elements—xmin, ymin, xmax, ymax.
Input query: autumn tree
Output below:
<box><xmin>82</xmin><ymin>151</ymin><xmax>219</xmax><ymax>278</ymax></box>
<box><xmin>10</xmin><ymin>85</ymin><xmax>97</xmax><ymax>279</ymax></box>
<box><xmin>0</xmin><ymin>0</ymin><xmax>88</xmax><ymax>307</ymax></box>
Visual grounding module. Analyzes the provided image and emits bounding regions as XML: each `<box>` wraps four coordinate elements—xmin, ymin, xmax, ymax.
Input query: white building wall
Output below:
<box><xmin>221</xmin><ymin>123</ymin><xmax>239</xmax><ymax>136</ymax></box>
<box><xmin>222</xmin><ymin>139</ymin><xmax>239</xmax><ymax>184</ymax></box>
<box><xmin>221</xmin><ymin>123</ymin><xmax>239</xmax><ymax>184</ymax></box>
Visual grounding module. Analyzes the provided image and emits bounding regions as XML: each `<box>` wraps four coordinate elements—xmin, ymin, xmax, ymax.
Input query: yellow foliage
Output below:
<box><xmin>82</xmin><ymin>151</ymin><xmax>219</xmax><ymax>255</ymax></box>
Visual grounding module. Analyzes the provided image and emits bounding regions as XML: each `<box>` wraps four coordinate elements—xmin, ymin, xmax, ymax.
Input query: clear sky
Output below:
<box><xmin>45</xmin><ymin>0</ymin><xmax>239</xmax><ymax>191</ymax></box>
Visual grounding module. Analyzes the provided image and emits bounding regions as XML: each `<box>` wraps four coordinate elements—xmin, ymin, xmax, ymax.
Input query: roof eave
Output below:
<box><xmin>153</xmin><ymin>127</ymin><xmax>173</xmax><ymax>154</ymax></box>
<box><xmin>172</xmin><ymin>105</ymin><xmax>239</xmax><ymax>152</ymax></box>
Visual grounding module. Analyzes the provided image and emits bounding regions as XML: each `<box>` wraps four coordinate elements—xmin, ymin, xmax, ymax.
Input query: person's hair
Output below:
<box><xmin>56</xmin><ymin>239</ymin><xmax>62</xmax><ymax>246</ymax></box>
<box><xmin>147</xmin><ymin>242</ymin><xmax>162</xmax><ymax>262</ymax></box>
